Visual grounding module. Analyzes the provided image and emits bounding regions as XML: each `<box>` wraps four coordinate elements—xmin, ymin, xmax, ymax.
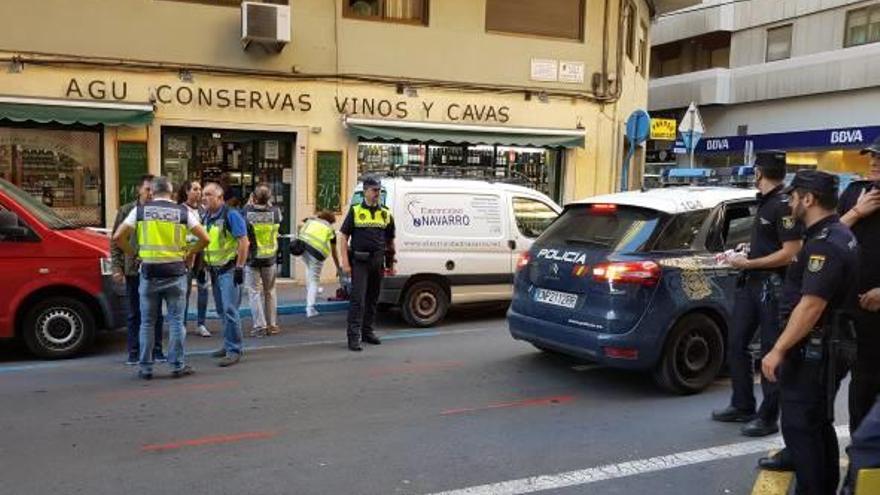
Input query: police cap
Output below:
<box><xmin>860</xmin><ymin>135</ymin><xmax>880</xmax><ymax>155</ymax></box>
<box><xmin>783</xmin><ymin>169</ymin><xmax>838</xmax><ymax>197</ymax></box>
<box><xmin>754</xmin><ymin>150</ymin><xmax>787</xmax><ymax>176</ymax></box>
<box><xmin>362</xmin><ymin>175</ymin><xmax>381</xmax><ymax>189</ymax></box>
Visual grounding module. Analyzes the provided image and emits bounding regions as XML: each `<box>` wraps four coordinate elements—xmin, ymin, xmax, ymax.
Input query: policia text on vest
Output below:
<box><xmin>339</xmin><ymin>178</ymin><xmax>396</xmax><ymax>352</ymax></box>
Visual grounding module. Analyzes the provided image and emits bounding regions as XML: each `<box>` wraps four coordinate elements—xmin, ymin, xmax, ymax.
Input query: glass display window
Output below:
<box><xmin>0</xmin><ymin>124</ymin><xmax>103</xmax><ymax>226</ymax></box>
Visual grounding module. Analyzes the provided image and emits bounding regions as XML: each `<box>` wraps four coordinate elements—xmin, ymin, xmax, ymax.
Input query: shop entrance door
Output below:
<box><xmin>161</xmin><ymin>127</ymin><xmax>295</xmax><ymax>277</ymax></box>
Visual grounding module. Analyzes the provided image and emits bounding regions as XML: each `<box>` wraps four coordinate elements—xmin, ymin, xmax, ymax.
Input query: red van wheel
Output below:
<box><xmin>22</xmin><ymin>297</ymin><xmax>95</xmax><ymax>359</ymax></box>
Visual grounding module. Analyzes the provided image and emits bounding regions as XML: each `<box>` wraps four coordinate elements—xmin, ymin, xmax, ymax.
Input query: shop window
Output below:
<box><xmin>485</xmin><ymin>0</ymin><xmax>585</xmax><ymax>41</ymax></box>
<box><xmin>344</xmin><ymin>0</ymin><xmax>429</xmax><ymax>25</ymax></box>
<box><xmin>845</xmin><ymin>5</ymin><xmax>880</xmax><ymax>47</ymax></box>
<box><xmin>512</xmin><ymin>197</ymin><xmax>558</xmax><ymax>239</ymax></box>
<box><xmin>0</xmin><ymin>125</ymin><xmax>103</xmax><ymax>227</ymax></box>
<box><xmin>766</xmin><ymin>24</ymin><xmax>793</xmax><ymax>62</ymax></box>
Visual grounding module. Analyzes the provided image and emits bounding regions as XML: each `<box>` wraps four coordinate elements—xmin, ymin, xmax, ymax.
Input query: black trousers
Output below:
<box><xmin>780</xmin><ymin>352</ymin><xmax>843</xmax><ymax>495</ymax></box>
<box><xmin>346</xmin><ymin>251</ymin><xmax>384</xmax><ymax>341</ymax></box>
<box><xmin>849</xmin><ymin>311</ymin><xmax>880</xmax><ymax>434</ymax></box>
<box><xmin>728</xmin><ymin>274</ymin><xmax>782</xmax><ymax>421</ymax></box>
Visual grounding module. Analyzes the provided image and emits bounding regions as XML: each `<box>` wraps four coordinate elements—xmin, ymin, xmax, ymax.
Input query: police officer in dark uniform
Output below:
<box><xmin>339</xmin><ymin>176</ymin><xmax>396</xmax><ymax>352</ymax></box>
<box><xmin>838</xmin><ymin>136</ymin><xmax>880</xmax><ymax>494</ymax></box>
<box><xmin>761</xmin><ymin>170</ymin><xmax>859</xmax><ymax>495</ymax></box>
<box><xmin>712</xmin><ymin>151</ymin><xmax>802</xmax><ymax>438</ymax></box>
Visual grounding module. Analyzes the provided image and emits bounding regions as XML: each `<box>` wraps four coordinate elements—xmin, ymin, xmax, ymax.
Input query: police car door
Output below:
<box><xmin>509</xmin><ymin>195</ymin><xmax>561</xmax><ymax>274</ymax></box>
<box><xmin>705</xmin><ymin>199</ymin><xmax>758</xmax><ymax>307</ymax></box>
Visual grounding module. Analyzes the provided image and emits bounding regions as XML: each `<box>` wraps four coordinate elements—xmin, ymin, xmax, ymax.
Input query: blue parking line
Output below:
<box><xmin>0</xmin><ymin>362</ymin><xmax>64</xmax><ymax>374</ymax></box>
<box><xmin>188</xmin><ymin>301</ymin><xmax>349</xmax><ymax>320</ymax></box>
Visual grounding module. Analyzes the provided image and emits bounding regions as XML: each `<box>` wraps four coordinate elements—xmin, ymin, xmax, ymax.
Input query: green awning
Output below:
<box><xmin>0</xmin><ymin>97</ymin><xmax>154</xmax><ymax>126</ymax></box>
<box><xmin>346</xmin><ymin>118</ymin><xmax>585</xmax><ymax>148</ymax></box>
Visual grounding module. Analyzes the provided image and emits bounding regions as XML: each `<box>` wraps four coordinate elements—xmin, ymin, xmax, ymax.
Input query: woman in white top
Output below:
<box><xmin>177</xmin><ymin>180</ymin><xmax>211</xmax><ymax>337</ymax></box>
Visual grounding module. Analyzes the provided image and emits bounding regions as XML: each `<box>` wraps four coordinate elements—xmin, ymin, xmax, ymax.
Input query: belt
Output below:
<box><xmin>207</xmin><ymin>260</ymin><xmax>236</xmax><ymax>274</ymax></box>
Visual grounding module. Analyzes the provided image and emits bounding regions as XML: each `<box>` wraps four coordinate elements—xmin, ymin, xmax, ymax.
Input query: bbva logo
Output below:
<box><xmin>829</xmin><ymin>130</ymin><xmax>864</xmax><ymax>144</ymax></box>
<box><xmin>705</xmin><ymin>139</ymin><xmax>730</xmax><ymax>151</ymax></box>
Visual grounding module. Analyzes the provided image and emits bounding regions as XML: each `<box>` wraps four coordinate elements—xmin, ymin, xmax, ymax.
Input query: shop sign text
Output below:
<box><xmin>334</xmin><ymin>97</ymin><xmax>510</xmax><ymax>124</ymax></box>
<box><xmin>829</xmin><ymin>130</ymin><xmax>863</xmax><ymax>144</ymax></box>
<box><xmin>705</xmin><ymin>138</ymin><xmax>730</xmax><ymax>151</ymax></box>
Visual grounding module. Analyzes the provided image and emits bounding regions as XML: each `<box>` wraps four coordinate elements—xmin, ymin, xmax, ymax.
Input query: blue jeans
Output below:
<box><xmin>211</xmin><ymin>268</ymin><xmax>243</xmax><ymax>356</ymax></box>
<box><xmin>139</xmin><ymin>275</ymin><xmax>187</xmax><ymax>373</ymax></box>
<box><xmin>184</xmin><ymin>268</ymin><xmax>209</xmax><ymax>327</ymax></box>
<box><xmin>126</xmin><ymin>275</ymin><xmax>163</xmax><ymax>358</ymax></box>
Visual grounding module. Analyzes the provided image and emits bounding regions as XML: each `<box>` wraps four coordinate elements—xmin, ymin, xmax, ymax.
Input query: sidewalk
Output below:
<box><xmin>187</xmin><ymin>279</ymin><xmax>349</xmax><ymax>320</ymax></box>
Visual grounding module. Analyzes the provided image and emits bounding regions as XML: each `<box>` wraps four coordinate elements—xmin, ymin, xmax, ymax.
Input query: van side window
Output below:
<box><xmin>0</xmin><ymin>205</ymin><xmax>37</xmax><ymax>243</ymax></box>
<box><xmin>653</xmin><ymin>210</ymin><xmax>710</xmax><ymax>251</ymax></box>
<box><xmin>512</xmin><ymin>197</ymin><xmax>558</xmax><ymax>239</ymax></box>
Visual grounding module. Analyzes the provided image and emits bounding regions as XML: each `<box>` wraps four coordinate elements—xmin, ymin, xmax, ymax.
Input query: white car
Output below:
<box><xmin>349</xmin><ymin>176</ymin><xmax>562</xmax><ymax>327</ymax></box>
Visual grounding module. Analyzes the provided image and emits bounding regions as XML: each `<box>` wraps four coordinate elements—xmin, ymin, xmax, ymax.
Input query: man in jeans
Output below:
<box><xmin>243</xmin><ymin>184</ymin><xmax>282</xmax><ymax>337</ymax></box>
<box><xmin>299</xmin><ymin>210</ymin><xmax>339</xmax><ymax>318</ymax></box>
<box><xmin>202</xmin><ymin>182</ymin><xmax>250</xmax><ymax>367</ymax></box>
<box><xmin>114</xmin><ymin>177</ymin><xmax>209</xmax><ymax>379</ymax></box>
<box><xmin>110</xmin><ymin>174</ymin><xmax>166</xmax><ymax>365</ymax></box>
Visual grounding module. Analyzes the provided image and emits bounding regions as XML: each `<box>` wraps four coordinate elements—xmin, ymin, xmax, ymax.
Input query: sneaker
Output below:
<box><xmin>210</xmin><ymin>348</ymin><xmax>227</xmax><ymax>358</ymax></box>
<box><xmin>197</xmin><ymin>325</ymin><xmax>211</xmax><ymax>338</ymax></box>
<box><xmin>171</xmin><ymin>365</ymin><xmax>195</xmax><ymax>379</ymax></box>
<box><xmin>249</xmin><ymin>328</ymin><xmax>267</xmax><ymax>338</ymax></box>
<box><xmin>153</xmin><ymin>351</ymin><xmax>168</xmax><ymax>363</ymax></box>
<box><xmin>125</xmin><ymin>354</ymin><xmax>138</xmax><ymax>366</ymax></box>
<box><xmin>218</xmin><ymin>354</ymin><xmax>241</xmax><ymax>367</ymax></box>
<box><xmin>306</xmin><ymin>307</ymin><xmax>319</xmax><ymax>318</ymax></box>
<box><xmin>138</xmin><ymin>370</ymin><xmax>153</xmax><ymax>380</ymax></box>
<box><xmin>267</xmin><ymin>325</ymin><xmax>281</xmax><ymax>336</ymax></box>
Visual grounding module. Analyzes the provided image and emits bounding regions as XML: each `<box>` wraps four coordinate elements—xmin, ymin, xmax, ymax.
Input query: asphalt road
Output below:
<box><xmin>0</xmin><ymin>305</ymin><xmax>851</xmax><ymax>495</ymax></box>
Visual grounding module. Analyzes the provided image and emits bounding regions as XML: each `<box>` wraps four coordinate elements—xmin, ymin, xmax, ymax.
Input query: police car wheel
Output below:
<box><xmin>653</xmin><ymin>314</ymin><xmax>724</xmax><ymax>395</ymax></box>
<box><xmin>402</xmin><ymin>280</ymin><xmax>448</xmax><ymax>328</ymax></box>
<box><xmin>22</xmin><ymin>297</ymin><xmax>96</xmax><ymax>359</ymax></box>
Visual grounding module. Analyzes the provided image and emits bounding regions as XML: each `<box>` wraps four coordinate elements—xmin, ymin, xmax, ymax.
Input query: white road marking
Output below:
<box><xmin>425</xmin><ymin>426</ymin><xmax>850</xmax><ymax>495</ymax></box>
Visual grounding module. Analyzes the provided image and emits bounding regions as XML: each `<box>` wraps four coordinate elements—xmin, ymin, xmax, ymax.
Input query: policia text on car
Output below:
<box><xmin>712</xmin><ymin>151</ymin><xmax>802</xmax><ymax>438</ymax></box>
<box><xmin>760</xmin><ymin>170</ymin><xmax>859</xmax><ymax>495</ymax></box>
<box><xmin>339</xmin><ymin>176</ymin><xmax>396</xmax><ymax>352</ymax></box>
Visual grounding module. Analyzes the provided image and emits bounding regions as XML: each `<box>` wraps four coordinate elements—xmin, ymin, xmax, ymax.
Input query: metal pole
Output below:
<box><xmin>689</xmin><ymin>106</ymin><xmax>696</xmax><ymax>168</ymax></box>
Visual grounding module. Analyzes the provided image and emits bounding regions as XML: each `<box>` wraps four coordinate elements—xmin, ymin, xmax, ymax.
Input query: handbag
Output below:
<box><xmin>290</xmin><ymin>238</ymin><xmax>306</xmax><ymax>256</ymax></box>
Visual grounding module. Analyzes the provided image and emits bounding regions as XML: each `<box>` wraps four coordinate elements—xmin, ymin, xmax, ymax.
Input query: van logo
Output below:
<box><xmin>537</xmin><ymin>248</ymin><xmax>587</xmax><ymax>265</ymax></box>
<box><xmin>829</xmin><ymin>130</ymin><xmax>863</xmax><ymax>144</ymax></box>
<box><xmin>705</xmin><ymin>139</ymin><xmax>729</xmax><ymax>151</ymax></box>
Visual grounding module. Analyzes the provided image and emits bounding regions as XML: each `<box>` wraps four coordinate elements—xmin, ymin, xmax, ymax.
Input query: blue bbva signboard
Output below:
<box><xmin>696</xmin><ymin>126</ymin><xmax>880</xmax><ymax>154</ymax></box>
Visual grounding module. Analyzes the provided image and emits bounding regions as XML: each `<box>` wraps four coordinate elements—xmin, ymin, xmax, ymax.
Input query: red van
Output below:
<box><xmin>0</xmin><ymin>178</ymin><xmax>125</xmax><ymax>358</ymax></box>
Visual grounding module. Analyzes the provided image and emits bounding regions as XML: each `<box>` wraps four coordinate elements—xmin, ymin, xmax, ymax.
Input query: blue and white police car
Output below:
<box><xmin>508</xmin><ymin>186</ymin><xmax>759</xmax><ymax>394</ymax></box>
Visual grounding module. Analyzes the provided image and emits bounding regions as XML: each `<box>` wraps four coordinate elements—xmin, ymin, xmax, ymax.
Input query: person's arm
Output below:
<box><xmin>187</xmin><ymin>225</ymin><xmax>210</xmax><ymax>256</ymax></box>
<box><xmin>109</xmin><ymin>207</ymin><xmax>128</xmax><ymax>282</ymax></box>
<box><xmin>338</xmin><ymin>208</ymin><xmax>354</xmax><ymax>275</ymax></box>
<box><xmin>113</xmin><ymin>224</ymin><xmax>137</xmax><ymax>258</ymax></box>
<box><xmin>734</xmin><ymin>240</ymin><xmax>801</xmax><ymax>270</ymax></box>
<box><xmin>841</xmin><ymin>188</ymin><xmax>880</xmax><ymax>227</ymax></box>
<box><xmin>762</xmin><ymin>294</ymin><xmax>828</xmax><ymax>382</ymax></box>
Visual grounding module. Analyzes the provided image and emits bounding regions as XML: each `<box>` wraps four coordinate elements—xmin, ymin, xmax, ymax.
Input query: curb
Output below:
<box><xmin>188</xmin><ymin>301</ymin><xmax>349</xmax><ymax>320</ymax></box>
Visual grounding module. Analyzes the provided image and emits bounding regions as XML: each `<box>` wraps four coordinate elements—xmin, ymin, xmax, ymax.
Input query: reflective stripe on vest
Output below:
<box><xmin>298</xmin><ymin>218</ymin><xmax>334</xmax><ymax>258</ymax></box>
<box><xmin>204</xmin><ymin>209</ymin><xmax>238</xmax><ymax>266</ymax></box>
<box><xmin>135</xmin><ymin>202</ymin><xmax>188</xmax><ymax>264</ymax></box>
<box><xmin>352</xmin><ymin>204</ymin><xmax>392</xmax><ymax>229</ymax></box>
<box><xmin>246</xmin><ymin>208</ymin><xmax>280</xmax><ymax>259</ymax></box>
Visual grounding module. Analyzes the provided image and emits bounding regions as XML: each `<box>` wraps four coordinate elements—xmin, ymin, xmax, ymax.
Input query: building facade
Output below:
<box><xmin>648</xmin><ymin>0</ymin><xmax>880</xmax><ymax>178</ymax></box>
<box><xmin>0</xmin><ymin>0</ymin><xmax>685</xmax><ymax>279</ymax></box>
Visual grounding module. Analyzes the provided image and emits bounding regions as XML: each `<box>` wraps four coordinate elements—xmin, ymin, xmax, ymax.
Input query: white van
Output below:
<box><xmin>348</xmin><ymin>177</ymin><xmax>561</xmax><ymax>327</ymax></box>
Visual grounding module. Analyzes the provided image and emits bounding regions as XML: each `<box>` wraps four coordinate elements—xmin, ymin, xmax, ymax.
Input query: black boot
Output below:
<box><xmin>362</xmin><ymin>333</ymin><xmax>382</xmax><ymax>345</ymax></box>
<box><xmin>348</xmin><ymin>336</ymin><xmax>363</xmax><ymax>352</ymax></box>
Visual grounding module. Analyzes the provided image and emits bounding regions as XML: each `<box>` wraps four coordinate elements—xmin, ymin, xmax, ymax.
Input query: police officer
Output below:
<box><xmin>761</xmin><ymin>170</ymin><xmax>859</xmax><ymax>495</ymax></box>
<box><xmin>712</xmin><ymin>151</ymin><xmax>802</xmax><ymax>437</ymax></box>
<box><xmin>243</xmin><ymin>184</ymin><xmax>283</xmax><ymax>338</ymax></box>
<box><xmin>838</xmin><ymin>136</ymin><xmax>880</xmax><ymax>493</ymax></box>
<box><xmin>339</xmin><ymin>175</ymin><xmax>395</xmax><ymax>352</ymax></box>
<box><xmin>113</xmin><ymin>177</ymin><xmax>209</xmax><ymax>379</ymax></box>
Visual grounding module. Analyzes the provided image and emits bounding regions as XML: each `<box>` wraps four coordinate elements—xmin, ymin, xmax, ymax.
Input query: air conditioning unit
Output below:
<box><xmin>241</xmin><ymin>2</ymin><xmax>291</xmax><ymax>53</ymax></box>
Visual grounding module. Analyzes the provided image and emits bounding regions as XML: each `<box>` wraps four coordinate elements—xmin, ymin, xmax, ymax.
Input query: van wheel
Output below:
<box><xmin>653</xmin><ymin>314</ymin><xmax>724</xmax><ymax>395</ymax></box>
<box><xmin>22</xmin><ymin>297</ymin><xmax>95</xmax><ymax>359</ymax></box>
<box><xmin>402</xmin><ymin>281</ymin><xmax>448</xmax><ymax>328</ymax></box>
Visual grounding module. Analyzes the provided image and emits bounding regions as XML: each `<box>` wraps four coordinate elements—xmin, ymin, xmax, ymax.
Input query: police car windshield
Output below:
<box><xmin>0</xmin><ymin>178</ymin><xmax>77</xmax><ymax>230</ymax></box>
<box><xmin>538</xmin><ymin>205</ymin><xmax>661</xmax><ymax>253</ymax></box>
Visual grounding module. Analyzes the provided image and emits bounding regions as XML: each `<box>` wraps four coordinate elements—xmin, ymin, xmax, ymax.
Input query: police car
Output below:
<box><xmin>507</xmin><ymin>186</ymin><xmax>759</xmax><ymax>394</ymax></box>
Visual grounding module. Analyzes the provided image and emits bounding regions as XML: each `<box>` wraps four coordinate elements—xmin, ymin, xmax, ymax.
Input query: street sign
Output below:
<box><xmin>622</xmin><ymin>109</ymin><xmax>651</xmax><ymax>191</ymax></box>
<box><xmin>650</xmin><ymin>118</ymin><xmax>677</xmax><ymax>140</ymax></box>
<box><xmin>678</xmin><ymin>102</ymin><xmax>705</xmax><ymax>167</ymax></box>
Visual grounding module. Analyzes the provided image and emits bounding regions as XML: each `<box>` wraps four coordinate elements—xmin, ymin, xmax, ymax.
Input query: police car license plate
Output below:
<box><xmin>534</xmin><ymin>288</ymin><xmax>578</xmax><ymax>308</ymax></box>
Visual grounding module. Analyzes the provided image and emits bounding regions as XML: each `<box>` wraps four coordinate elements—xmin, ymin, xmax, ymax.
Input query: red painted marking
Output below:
<box><xmin>367</xmin><ymin>361</ymin><xmax>464</xmax><ymax>377</ymax></box>
<box><xmin>142</xmin><ymin>430</ymin><xmax>276</xmax><ymax>452</ymax></box>
<box><xmin>441</xmin><ymin>395</ymin><xmax>575</xmax><ymax>416</ymax></box>
<box><xmin>99</xmin><ymin>380</ymin><xmax>239</xmax><ymax>402</ymax></box>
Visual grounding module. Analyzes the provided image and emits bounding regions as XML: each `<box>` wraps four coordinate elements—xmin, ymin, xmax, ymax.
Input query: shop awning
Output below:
<box><xmin>344</xmin><ymin>117</ymin><xmax>585</xmax><ymax>148</ymax></box>
<box><xmin>0</xmin><ymin>96</ymin><xmax>154</xmax><ymax>126</ymax></box>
